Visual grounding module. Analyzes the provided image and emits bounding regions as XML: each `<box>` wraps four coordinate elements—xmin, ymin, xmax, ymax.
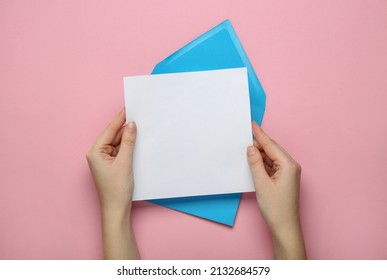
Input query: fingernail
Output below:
<box><xmin>127</xmin><ymin>121</ymin><xmax>136</xmax><ymax>132</ymax></box>
<box><xmin>247</xmin><ymin>146</ymin><xmax>257</xmax><ymax>156</ymax></box>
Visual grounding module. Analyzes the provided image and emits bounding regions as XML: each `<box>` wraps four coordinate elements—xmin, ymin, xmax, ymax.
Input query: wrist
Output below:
<box><xmin>101</xmin><ymin>203</ymin><xmax>132</xmax><ymax>227</ymax></box>
<box><xmin>271</xmin><ymin>221</ymin><xmax>306</xmax><ymax>260</ymax></box>
<box><xmin>100</xmin><ymin>205</ymin><xmax>138</xmax><ymax>260</ymax></box>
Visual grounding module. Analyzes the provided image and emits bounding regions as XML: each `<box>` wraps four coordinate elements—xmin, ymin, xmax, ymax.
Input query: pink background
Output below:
<box><xmin>1</xmin><ymin>0</ymin><xmax>386</xmax><ymax>259</ymax></box>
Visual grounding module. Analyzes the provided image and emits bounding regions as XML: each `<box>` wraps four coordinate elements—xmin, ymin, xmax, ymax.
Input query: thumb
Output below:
<box><xmin>247</xmin><ymin>145</ymin><xmax>269</xmax><ymax>192</ymax></box>
<box><xmin>116</xmin><ymin>121</ymin><xmax>137</xmax><ymax>167</ymax></box>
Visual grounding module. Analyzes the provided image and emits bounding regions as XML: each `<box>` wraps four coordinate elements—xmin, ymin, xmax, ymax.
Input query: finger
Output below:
<box><xmin>253</xmin><ymin>139</ymin><xmax>263</xmax><ymax>151</ymax></box>
<box><xmin>116</xmin><ymin>121</ymin><xmax>137</xmax><ymax>168</ymax></box>
<box><xmin>95</xmin><ymin>109</ymin><xmax>126</xmax><ymax>147</ymax></box>
<box><xmin>111</xmin><ymin>146</ymin><xmax>118</xmax><ymax>157</ymax></box>
<box><xmin>252</xmin><ymin>122</ymin><xmax>288</xmax><ymax>162</ymax></box>
<box><xmin>94</xmin><ymin>145</ymin><xmax>115</xmax><ymax>157</ymax></box>
<box><xmin>264</xmin><ymin>162</ymin><xmax>272</xmax><ymax>175</ymax></box>
<box><xmin>247</xmin><ymin>145</ymin><xmax>270</xmax><ymax>192</ymax></box>
<box><xmin>112</xmin><ymin>126</ymin><xmax>125</xmax><ymax>146</ymax></box>
<box><xmin>261</xmin><ymin>151</ymin><xmax>273</xmax><ymax>167</ymax></box>
<box><xmin>111</xmin><ymin>144</ymin><xmax>121</xmax><ymax>157</ymax></box>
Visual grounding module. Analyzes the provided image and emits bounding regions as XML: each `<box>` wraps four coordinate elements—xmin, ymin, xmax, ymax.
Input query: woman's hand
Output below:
<box><xmin>247</xmin><ymin>122</ymin><xmax>306</xmax><ymax>260</ymax></box>
<box><xmin>86</xmin><ymin>109</ymin><xmax>139</xmax><ymax>259</ymax></box>
<box><xmin>86</xmin><ymin>109</ymin><xmax>137</xmax><ymax>216</ymax></box>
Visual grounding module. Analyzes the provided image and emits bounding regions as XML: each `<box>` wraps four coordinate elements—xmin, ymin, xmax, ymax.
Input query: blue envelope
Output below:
<box><xmin>148</xmin><ymin>20</ymin><xmax>266</xmax><ymax>226</ymax></box>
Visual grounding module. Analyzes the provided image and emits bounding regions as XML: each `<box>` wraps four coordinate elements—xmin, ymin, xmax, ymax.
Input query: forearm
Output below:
<box><xmin>271</xmin><ymin>221</ymin><xmax>306</xmax><ymax>260</ymax></box>
<box><xmin>101</xmin><ymin>208</ymin><xmax>140</xmax><ymax>260</ymax></box>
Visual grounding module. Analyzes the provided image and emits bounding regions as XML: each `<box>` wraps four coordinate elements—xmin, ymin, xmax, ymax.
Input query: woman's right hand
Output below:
<box><xmin>247</xmin><ymin>122</ymin><xmax>306</xmax><ymax>260</ymax></box>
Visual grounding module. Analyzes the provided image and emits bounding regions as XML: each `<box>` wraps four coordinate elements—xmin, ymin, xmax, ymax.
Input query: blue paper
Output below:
<box><xmin>149</xmin><ymin>19</ymin><xmax>266</xmax><ymax>226</ymax></box>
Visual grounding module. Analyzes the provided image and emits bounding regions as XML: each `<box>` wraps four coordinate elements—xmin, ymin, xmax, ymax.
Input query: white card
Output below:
<box><xmin>124</xmin><ymin>68</ymin><xmax>254</xmax><ymax>201</ymax></box>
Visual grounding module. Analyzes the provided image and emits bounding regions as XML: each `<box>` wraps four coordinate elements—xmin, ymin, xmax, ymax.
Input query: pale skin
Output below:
<box><xmin>248</xmin><ymin>122</ymin><xmax>306</xmax><ymax>259</ymax></box>
<box><xmin>86</xmin><ymin>109</ymin><xmax>140</xmax><ymax>259</ymax></box>
<box><xmin>86</xmin><ymin>109</ymin><xmax>306</xmax><ymax>260</ymax></box>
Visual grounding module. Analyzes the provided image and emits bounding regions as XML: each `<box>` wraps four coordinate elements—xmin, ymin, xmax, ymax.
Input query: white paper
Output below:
<box><xmin>124</xmin><ymin>68</ymin><xmax>255</xmax><ymax>201</ymax></box>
